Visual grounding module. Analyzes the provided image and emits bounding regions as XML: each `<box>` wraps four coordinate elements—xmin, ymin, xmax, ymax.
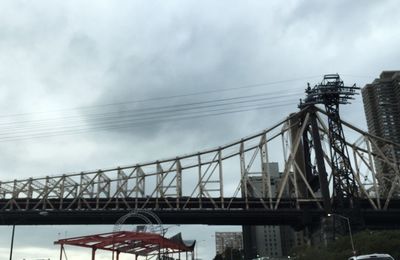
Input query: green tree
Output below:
<box><xmin>213</xmin><ymin>254</ymin><xmax>224</xmax><ymax>260</ymax></box>
<box><xmin>213</xmin><ymin>247</ymin><xmax>244</xmax><ymax>260</ymax></box>
<box><xmin>293</xmin><ymin>230</ymin><xmax>400</xmax><ymax>260</ymax></box>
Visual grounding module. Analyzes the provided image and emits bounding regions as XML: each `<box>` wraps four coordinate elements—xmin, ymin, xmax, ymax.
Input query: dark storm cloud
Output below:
<box><xmin>69</xmin><ymin>0</ymin><xmax>400</xmax><ymax>159</ymax></box>
<box><xmin>87</xmin><ymin>3</ymin><xmax>301</xmax><ymax>144</ymax></box>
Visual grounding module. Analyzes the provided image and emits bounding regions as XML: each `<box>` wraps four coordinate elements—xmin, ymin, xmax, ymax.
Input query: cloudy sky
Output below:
<box><xmin>0</xmin><ymin>0</ymin><xmax>399</xmax><ymax>259</ymax></box>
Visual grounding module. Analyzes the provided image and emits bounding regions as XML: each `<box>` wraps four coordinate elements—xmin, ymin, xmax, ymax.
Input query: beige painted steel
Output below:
<box><xmin>0</xmin><ymin>108</ymin><xmax>399</xmax><ymax>211</ymax></box>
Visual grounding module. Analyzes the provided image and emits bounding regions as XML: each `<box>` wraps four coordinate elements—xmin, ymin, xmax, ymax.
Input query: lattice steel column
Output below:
<box><xmin>300</xmin><ymin>74</ymin><xmax>359</xmax><ymax>209</ymax></box>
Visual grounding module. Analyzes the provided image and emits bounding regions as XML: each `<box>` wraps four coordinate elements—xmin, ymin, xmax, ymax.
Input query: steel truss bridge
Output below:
<box><xmin>1</xmin><ymin>105</ymin><xmax>400</xmax><ymax>228</ymax></box>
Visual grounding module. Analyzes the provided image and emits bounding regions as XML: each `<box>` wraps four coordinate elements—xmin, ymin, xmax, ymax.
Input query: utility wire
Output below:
<box><xmin>0</xmin><ymin>98</ymin><xmax>297</xmax><ymax>136</ymax></box>
<box><xmin>0</xmin><ymin>101</ymin><xmax>295</xmax><ymax>142</ymax></box>
<box><xmin>0</xmin><ymin>91</ymin><xmax>301</xmax><ymax>127</ymax></box>
<box><xmin>0</xmin><ymin>93</ymin><xmax>300</xmax><ymax>135</ymax></box>
<box><xmin>0</xmin><ymin>76</ymin><xmax>319</xmax><ymax>141</ymax></box>
<box><xmin>0</xmin><ymin>98</ymin><xmax>298</xmax><ymax>136</ymax></box>
<box><xmin>0</xmin><ymin>75</ymin><xmax>318</xmax><ymax>119</ymax></box>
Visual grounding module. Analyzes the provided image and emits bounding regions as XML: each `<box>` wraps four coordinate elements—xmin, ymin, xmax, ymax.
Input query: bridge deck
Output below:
<box><xmin>1</xmin><ymin>198</ymin><xmax>400</xmax><ymax>229</ymax></box>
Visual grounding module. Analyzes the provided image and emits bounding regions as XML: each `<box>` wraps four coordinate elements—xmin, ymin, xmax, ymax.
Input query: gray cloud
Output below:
<box><xmin>0</xmin><ymin>1</ymin><xmax>399</xmax><ymax>259</ymax></box>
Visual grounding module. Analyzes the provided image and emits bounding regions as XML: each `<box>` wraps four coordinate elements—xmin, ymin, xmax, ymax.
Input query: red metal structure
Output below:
<box><xmin>54</xmin><ymin>231</ymin><xmax>195</xmax><ymax>260</ymax></box>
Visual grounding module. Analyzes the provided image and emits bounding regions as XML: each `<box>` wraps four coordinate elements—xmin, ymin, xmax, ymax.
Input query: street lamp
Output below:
<box><xmin>327</xmin><ymin>213</ymin><xmax>356</xmax><ymax>255</ymax></box>
<box><xmin>9</xmin><ymin>224</ymin><xmax>15</xmax><ymax>260</ymax></box>
<box><xmin>10</xmin><ymin>211</ymin><xmax>49</xmax><ymax>260</ymax></box>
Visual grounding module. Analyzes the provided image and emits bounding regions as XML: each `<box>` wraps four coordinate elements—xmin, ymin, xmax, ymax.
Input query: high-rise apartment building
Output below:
<box><xmin>362</xmin><ymin>71</ymin><xmax>400</xmax><ymax>196</ymax></box>
<box><xmin>243</xmin><ymin>163</ymin><xmax>305</xmax><ymax>259</ymax></box>
<box><xmin>215</xmin><ymin>232</ymin><xmax>243</xmax><ymax>255</ymax></box>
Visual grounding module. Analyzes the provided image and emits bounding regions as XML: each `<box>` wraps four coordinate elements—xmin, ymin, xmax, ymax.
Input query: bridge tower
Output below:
<box><xmin>300</xmin><ymin>74</ymin><xmax>360</xmax><ymax>211</ymax></box>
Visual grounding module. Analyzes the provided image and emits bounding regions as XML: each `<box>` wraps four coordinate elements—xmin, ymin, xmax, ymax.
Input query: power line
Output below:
<box><xmin>0</xmin><ymin>98</ymin><xmax>298</xmax><ymax>135</ymax></box>
<box><xmin>0</xmin><ymin>75</ymin><xmax>319</xmax><ymax>119</ymax></box>
<box><xmin>0</xmin><ymin>98</ymin><xmax>297</xmax><ymax>136</ymax></box>
<box><xmin>0</xmin><ymin>91</ymin><xmax>301</xmax><ymax>127</ymax></box>
<box><xmin>0</xmin><ymin>101</ymin><xmax>295</xmax><ymax>142</ymax></box>
<box><xmin>0</xmin><ymin>76</ymin><xmax>319</xmax><ymax>141</ymax></box>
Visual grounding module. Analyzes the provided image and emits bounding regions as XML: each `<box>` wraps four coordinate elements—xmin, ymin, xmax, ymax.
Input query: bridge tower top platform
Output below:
<box><xmin>299</xmin><ymin>74</ymin><xmax>360</xmax><ymax>108</ymax></box>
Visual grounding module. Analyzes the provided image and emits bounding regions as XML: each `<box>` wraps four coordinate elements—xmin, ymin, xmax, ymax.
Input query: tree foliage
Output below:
<box><xmin>213</xmin><ymin>247</ymin><xmax>244</xmax><ymax>260</ymax></box>
<box><xmin>293</xmin><ymin>230</ymin><xmax>400</xmax><ymax>260</ymax></box>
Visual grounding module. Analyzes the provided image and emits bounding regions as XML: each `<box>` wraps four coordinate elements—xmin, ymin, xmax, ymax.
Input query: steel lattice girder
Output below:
<box><xmin>0</xmin><ymin>105</ymin><xmax>400</xmax><ymax>217</ymax></box>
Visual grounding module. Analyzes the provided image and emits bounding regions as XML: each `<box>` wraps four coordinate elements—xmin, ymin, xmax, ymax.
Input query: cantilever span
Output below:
<box><xmin>0</xmin><ymin>105</ymin><xmax>400</xmax><ymax>227</ymax></box>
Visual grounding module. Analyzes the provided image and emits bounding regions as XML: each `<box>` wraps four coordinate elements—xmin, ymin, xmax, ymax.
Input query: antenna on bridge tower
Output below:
<box><xmin>300</xmin><ymin>74</ymin><xmax>360</xmax><ymax>210</ymax></box>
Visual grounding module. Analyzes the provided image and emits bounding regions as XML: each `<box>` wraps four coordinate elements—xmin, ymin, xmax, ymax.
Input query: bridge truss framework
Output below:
<box><xmin>0</xmin><ymin>105</ymin><xmax>400</xmax><ymax>226</ymax></box>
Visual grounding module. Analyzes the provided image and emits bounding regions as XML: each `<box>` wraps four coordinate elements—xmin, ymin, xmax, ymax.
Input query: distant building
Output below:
<box><xmin>215</xmin><ymin>232</ymin><xmax>243</xmax><ymax>255</ymax></box>
<box><xmin>362</xmin><ymin>71</ymin><xmax>400</xmax><ymax>196</ymax></box>
<box><xmin>243</xmin><ymin>163</ymin><xmax>305</xmax><ymax>259</ymax></box>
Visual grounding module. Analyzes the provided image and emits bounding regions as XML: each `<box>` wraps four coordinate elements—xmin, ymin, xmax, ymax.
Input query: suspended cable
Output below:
<box><xmin>0</xmin><ymin>91</ymin><xmax>301</xmax><ymax>127</ymax></box>
<box><xmin>0</xmin><ymin>76</ymin><xmax>318</xmax><ymax>142</ymax></box>
<box><xmin>0</xmin><ymin>98</ymin><xmax>298</xmax><ymax>135</ymax></box>
<box><xmin>0</xmin><ymin>94</ymin><xmax>299</xmax><ymax>135</ymax></box>
<box><xmin>0</xmin><ymin>101</ymin><xmax>295</xmax><ymax>142</ymax></box>
<box><xmin>0</xmin><ymin>75</ymin><xmax>319</xmax><ymax>119</ymax></box>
